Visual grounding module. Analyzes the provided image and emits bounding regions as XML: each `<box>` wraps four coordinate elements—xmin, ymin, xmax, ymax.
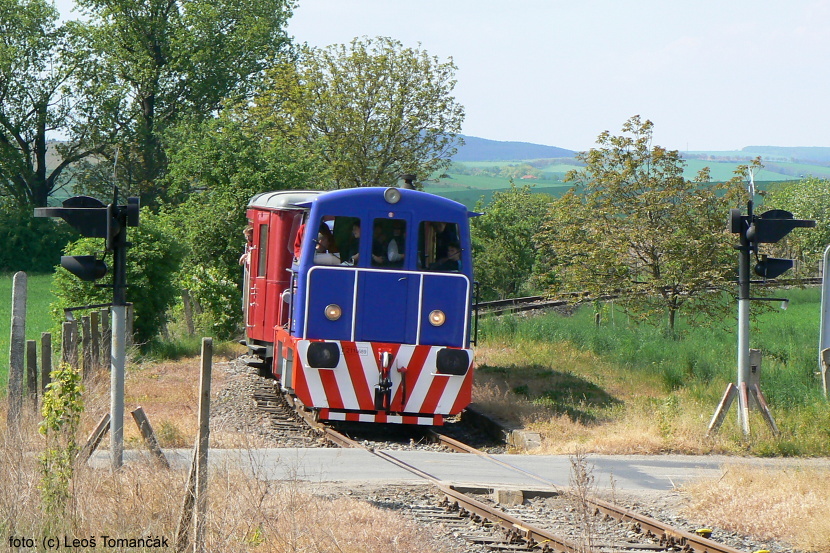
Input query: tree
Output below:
<box><xmin>762</xmin><ymin>176</ymin><xmax>830</xmax><ymax>274</ymax></box>
<box><xmin>259</xmin><ymin>36</ymin><xmax>464</xmax><ymax>189</ymax></box>
<box><xmin>536</xmin><ymin>116</ymin><xmax>743</xmax><ymax>331</ymax></box>
<box><xmin>160</xmin><ymin>107</ymin><xmax>321</xmax><ymax>337</ymax></box>
<box><xmin>471</xmin><ymin>182</ymin><xmax>552</xmax><ymax>300</ymax></box>
<box><xmin>72</xmin><ymin>0</ymin><xmax>294</xmax><ymax>204</ymax></box>
<box><xmin>0</xmin><ymin>0</ymin><xmax>108</xmax><ymax>207</ymax></box>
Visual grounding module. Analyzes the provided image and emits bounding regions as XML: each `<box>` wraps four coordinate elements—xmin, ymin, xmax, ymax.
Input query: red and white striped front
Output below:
<box><xmin>319</xmin><ymin>410</ymin><xmax>443</xmax><ymax>425</ymax></box>
<box><xmin>287</xmin><ymin>339</ymin><xmax>474</xmax><ymax>423</ymax></box>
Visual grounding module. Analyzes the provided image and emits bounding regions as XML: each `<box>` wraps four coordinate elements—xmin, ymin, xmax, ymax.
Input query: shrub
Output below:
<box><xmin>51</xmin><ymin>209</ymin><xmax>184</xmax><ymax>344</ymax></box>
<box><xmin>0</xmin><ymin>206</ymin><xmax>77</xmax><ymax>273</ymax></box>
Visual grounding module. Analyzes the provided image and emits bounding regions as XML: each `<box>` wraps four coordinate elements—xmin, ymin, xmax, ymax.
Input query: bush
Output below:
<box><xmin>0</xmin><ymin>206</ymin><xmax>77</xmax><ymax>273</ymax></box>
<box><xmin>51</xmin><ymin>209</ymin><xmax>184</xmax><ymax>344</ymax></box>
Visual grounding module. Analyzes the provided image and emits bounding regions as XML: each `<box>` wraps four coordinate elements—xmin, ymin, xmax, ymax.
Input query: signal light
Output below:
<box><xmin>731</xmin><ymin>207</ymin><xmax>815</xmax><ymax>280</ymax></box>
<box><xmin>61</xmin><ymin>255</ymin><xmax>108</xmax><ymax>281</ymax></box>
<box><xmin>754</xmin><ymin>256</ymin><xmax>794</xmax><ymax>279</ymax></box>
<box><xmin>746</xmin><ymin>209</ymin><xmax>815</xmax><ymax>247</ymax></box>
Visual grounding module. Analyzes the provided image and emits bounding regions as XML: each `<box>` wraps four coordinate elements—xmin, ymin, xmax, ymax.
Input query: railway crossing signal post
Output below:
<box><xmin>707</xmin><ymin>196</ymin><xmax>814</xmax><ymax>437</ymax></box>
<box><xmin>35</xmin><ymin>191</ymin><xmax>139</xmax><ymax>468</ymax></box>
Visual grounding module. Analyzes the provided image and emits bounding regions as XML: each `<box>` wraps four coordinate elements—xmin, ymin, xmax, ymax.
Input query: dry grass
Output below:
<box><xmin>77</xmin><ymin>348</ymin><xmax>279</xmax><ymax>450</ymax></box>
<box><xmin>682</xmin><ymin>463</ymin><xmax>830</xmax><ymax>552</ymax></box>
<box><xmin>472</xmin><ymin>340</ymin><xmax>764</xmax><ymax>455</ymax></box>
<box><xmin>0</xmin><ymin>350</ymin><xmax>448</xmax><ymax>552</ymax></box>
<box><xmin>0</xmin><ymin>397</ymin><xmax>446</xmax><ymax>552</ymax></box>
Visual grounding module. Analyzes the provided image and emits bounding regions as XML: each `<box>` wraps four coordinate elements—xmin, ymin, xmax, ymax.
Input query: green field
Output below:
<box><xmin>682</xmin><ymin>159</ymin><xmax>794</xmax><ymax>181</ymax></box>
<box><xmin>434</xmin><ymin>152</ymin><xmax>830</xmax><ymax>209</ymax></box>
<box><xmin>480</xmin><ymin>286</ymin><xmax>830</xmax><ymax>455</ymax></box>
<box><xmin>0</xmin><ymin>273</ymin><xmax>56</xmax><ymax>391</ymax></box>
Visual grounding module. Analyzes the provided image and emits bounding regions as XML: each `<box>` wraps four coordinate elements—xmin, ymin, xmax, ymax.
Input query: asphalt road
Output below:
<box><xmin>89</xmin><ymin>449</ymin><xmax>830</xmax><ymax>493</ymax></box>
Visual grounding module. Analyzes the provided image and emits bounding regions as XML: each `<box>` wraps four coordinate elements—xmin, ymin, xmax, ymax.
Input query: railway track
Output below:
<box><xmin>241</xmin><ymin>363</ymin><xmax>753</xmax><ymax>553</ymax></box>
<box><xmin>475</xmin><ymin>276</ymin><xmax>824</xmax><ymax>316</ymax></box>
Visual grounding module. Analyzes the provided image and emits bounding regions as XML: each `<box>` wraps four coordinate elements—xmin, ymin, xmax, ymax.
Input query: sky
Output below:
<box><xmin>53</xmin><ymin>0</ymin><xmax>830</xmax><ymax>152</ymax></box>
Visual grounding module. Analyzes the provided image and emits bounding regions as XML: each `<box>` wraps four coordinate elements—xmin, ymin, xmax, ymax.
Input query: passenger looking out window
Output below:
<box><xmin>340</xmin><ymin>220</ymin><xmax>361</xmax><ymax>265</ymax></box>
<box><xmin>429</xmin><ymin>241</ymin><xmax>461</xmax><ymax>271</ymax></box>
<box><xmin>371</xmin><ymin>222</ymin><xmax>387</xmax><ymax>266</ymax></box>
<box><xmin>386</xmin><ymin>220</ymin><xmax>406</xmax><ymax>266</ymax></box>
<box><xmin>314</xmin><ymin>220</ymin><xmax>341</xmax><ymax>265</ymax></box>
<box><xmin>419</xmin><ymin>221</ymin><xmax>460</xmax><ymax>271</ymax></box>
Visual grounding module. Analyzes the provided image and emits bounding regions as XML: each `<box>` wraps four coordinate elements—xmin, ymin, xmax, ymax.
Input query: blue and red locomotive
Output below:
<box><xmin>242</xmin><ymin>186</ymin><xmax>477</xmax><ymax>425</ymax></box>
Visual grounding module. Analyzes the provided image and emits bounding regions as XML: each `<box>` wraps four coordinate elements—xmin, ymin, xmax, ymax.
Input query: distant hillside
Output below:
<box><xmin>453</xmin><ymin>135</ymin><xmax>576</xmax><ymax>162</ymax></box>
<box><xmin>741</xmin><ymin>146</ymin><xmax>830</xmax><ymax>165</ymax></box>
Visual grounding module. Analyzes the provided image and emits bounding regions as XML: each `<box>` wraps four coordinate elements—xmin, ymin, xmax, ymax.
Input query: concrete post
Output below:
<box><xmin>7</xmin><ymin>271</ymin><xmax>27</xmax><ymax>428</ymax></box>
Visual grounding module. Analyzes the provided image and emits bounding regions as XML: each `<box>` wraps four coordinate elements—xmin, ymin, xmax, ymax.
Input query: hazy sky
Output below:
<box><xmin>54</xmin><ymin>0</ymin><xmax>830</xmax><ymax>152</ymax></box>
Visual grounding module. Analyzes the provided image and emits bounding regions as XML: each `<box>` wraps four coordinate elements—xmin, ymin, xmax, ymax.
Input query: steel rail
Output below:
<box><xmin>318</xmin><ymin>424</ymin><xmax>583</xmax><ymax>552</ymax></box>
<box><xmin>430</xmin><ymin>430</ymin><xmax>748</xmax><ymax>553</ymax></box>
<box><xmin>280</xmin><ymin>376</ymin><xmax>751</xmax><ymax>551</ymax></box>
<box><xmin>474</xmin><ymin>276</ymin><xmax>823</xmax><ymax>314</ymax></box>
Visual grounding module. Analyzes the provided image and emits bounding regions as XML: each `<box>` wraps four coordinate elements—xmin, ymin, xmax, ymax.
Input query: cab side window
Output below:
<box><xmin>419</xmin><ymin>221</ymin><xmax>461</xmax><ymax>271</ymax></box>
<box><xmin>312</xmin><ymin>215</ymin><xmax>362</xmax><ymax>266</ymax></box>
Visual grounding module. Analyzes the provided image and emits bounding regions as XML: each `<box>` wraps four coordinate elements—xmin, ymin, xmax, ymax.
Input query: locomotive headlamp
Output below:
<box><xmin>324</xmin><ymin>304</ymin><xmax>342</xmax><ymax>321</ymax></box>
<box><xmin>383</xmin><ymin>187</ymin><xmax>402</xmax><ymax>204</ymax></box>
<box><xmin>307</xmin><ymin>342</ymin><xmax>340</xmax><ymax>368</ymax></box>
<box><xmin>428</xmin><ymin>310</ymin><xmax>446</xmax><ymax>326</ymax></box>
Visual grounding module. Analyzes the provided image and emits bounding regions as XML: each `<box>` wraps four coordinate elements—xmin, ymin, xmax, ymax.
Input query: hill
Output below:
<box><xmin>741</xmin><ymin>146</ymin><xmax>830</xmax><ymax>165</ymax></box>
<box><xmin>452</xmin><ymin>135</ymin><xmax>576</xmax><ymax>162</ymax></box>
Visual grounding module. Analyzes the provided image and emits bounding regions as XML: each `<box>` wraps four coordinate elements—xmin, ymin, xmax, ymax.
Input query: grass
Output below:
<box><xmin>0</xmin><ymin>407</ymin><xmax>443</xmax><ymax>553</ymax></box>
<box><xmin>473</xmin><ymin>287</ymin><xmax>830</xmax><ymax>456</ymax></box>
<box><xmin>682</xmin><ymin>463</ymin><xmax>830</xmax><ymax>552</ymax></box>
<box><xmin>0</xmin><ymin>273</ymin><xmax>56</xmax><ymax>391</ymax></box>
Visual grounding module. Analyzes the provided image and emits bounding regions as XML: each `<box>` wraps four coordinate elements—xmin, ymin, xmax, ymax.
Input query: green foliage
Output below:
<box><xmin>259</xmin><ymin>36</ymin><xmax>464</xmax><ymax>188</ymax></box>
<box><xmin>481</xmin><ymin>287</ymin><xmax>821</xmax><ymax>398</ymax></box>
<box><xmin>0</xmin><ymin>0</ymin><xmax>80</xmax><ymax>207</ymax></box>
<box><xmin>0</xmin><ymin>206</ymin><xmax>77</xmax><ymax>272</ymax></box>
<box><xmin>161</xmin><ymin>110</ymin><xmax>320</xmax><ymax>338</ymax></box>
<box><xmin>762</xmin><ymin>176</ymin><xmax>830</xmax><ymax>274</ymax></box>
<box><xmin>537</xmin><ymin>116</ymin><xmax>744</xmax><ymax>331</ymax></box>
<box><xmin>71</xmin><ymin>0</ymin><xmax>295</xmax><ymax>204</ymax></box>
<box><xmin>38</xmin><ymin>362</ymin><xmax>84</xmax><ymax>522</ymax></box>
<box><xmin>51</xmin><ymin>208</ymin><xmax>183</xmax><ymax>344</ymax></box>
<box><xmin>471</xmin><ymin>182</ymin><xmax>553</xmax><ymax>299</ymax></box>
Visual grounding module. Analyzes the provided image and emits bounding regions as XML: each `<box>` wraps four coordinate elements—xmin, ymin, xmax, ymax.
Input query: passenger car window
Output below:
<box><xmin>257</xmin><ymin>224</ymin><xmax>268</xmax><ymax>277</ymax></box>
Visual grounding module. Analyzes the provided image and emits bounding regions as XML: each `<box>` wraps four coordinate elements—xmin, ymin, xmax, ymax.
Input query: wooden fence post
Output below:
<box><xmin>82</xmin><ymin>315</ymin><xmax>91</xmax><ymax>380</ymax></box>
<box><xmin>100</xmin><ymin>308</ymin><xmax>111</xmax><ymax>368</ymax></box>
<box><xmin>90</xmin><ymin>310</ymin><xmax>100</xmax><ymax>370</ymax></box>
<box><xmin>176</xmin><ymin>338</ymin><xmax>213</xmax><ymax>553</ymax></box>
<box><xmin>126</xmin><ymin>303</ymin><xmax>134</xmax><ymax>348</ymax></box>
<box><xmin>41</xmin><ymin>332</ymin><xmax>52</xmax><ymax>395</ymax></box>
<box><xmin>78</xmin><ymin>413</ymin><xmax>111</xmax><ymax>463</ymax></box>
<box><xmin>182</xmin><ymin>290</ymin><xmax>196</xmax><ymax>336</ymax></box>
<box><xmin>193</xmin><ymin>337</ymin><xmax>212</xmax><ymax>553</ymax></box>
<box><xmin>62</xmin><ymin>320</ymin><xmax>78</xmax><ymax>369</ymax></box>
<box><xmin>7</xmin><ymin>271</ymin><xmax>27</xmax><ymax>428</ymax></box>
<box><xmin>26</xmin><ymin>340</ymin><xmax>37</xmax><ymax>407</ymax></box>
<box><xmin>131</xmin><ymin>407</ymin><xmax>170</xmax><ymax>468</ymax></box>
